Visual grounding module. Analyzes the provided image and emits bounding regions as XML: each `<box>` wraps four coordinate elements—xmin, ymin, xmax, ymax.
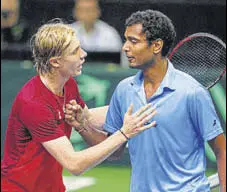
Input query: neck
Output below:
<box><xmin>143</xmin><ymin>57</ymin><xmax>168</xmax><ymax>86</ymax></box>
<box><xmin>40</xmin><ymin>73</ymin><xmax>68</xmax><ymax>96</ymax></box>
<box><xmin>84</xmin><ymin>23</ymin><xmax>95</xmax><ymax>33</ymax></box>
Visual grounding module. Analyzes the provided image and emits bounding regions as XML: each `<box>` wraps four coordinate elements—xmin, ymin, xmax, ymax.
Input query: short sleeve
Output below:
<box><xmin>189</xmin><ymin>86</ymin><xmax>223</xmax><ymax>141</ymax></box>
<box><xmin>19</xmin><ymin>101</ymin><xmax>65</xmax><ymax>143</ymax></box>
<box><xmin>104</xmin><ymin>87</ymin><xmax>123</xmax><ymax>134</ymax></box>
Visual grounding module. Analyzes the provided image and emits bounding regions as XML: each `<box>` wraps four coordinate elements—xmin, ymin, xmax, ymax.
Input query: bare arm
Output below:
<box><xmin>72</xmin><ymin>105</ymin><xmax>127</xmax><ymax>160</ymax></box>
<box><xmin>64</xmin><ymin>102</ymin><xmax>125</xmax><ymax>160</ymax></box>
<box><xmin>65</xmin><ymin>104</ymin><xmax>109</xmax><ymax>146</ymax></box>
<box><xmin>42</xmin><ymin>132</ymin><xmax>126</xmax><ymax>176</ymax></box>
<box><xmin>88</xmin><ymin>105</ymin><xmax>109</xmax><ymax>130</ymax></box>
<box><xmin>208</xmin><ymin>133</ymin><xmax>226</xmax><ymax>192</ymax></box>
<box><xmin>85</xmin><ymin>105</ymin><xmax>127</xmax><ymax>160</ymax></box>
<box><xmin>65</xmin><ymin>101</ymin><xmax>156</xmax><ymax>160</ymax></box>
<box><xmin>43</xmin><ymin>103</ymin><xmax>156</xmax><ymax>175</ymax></box>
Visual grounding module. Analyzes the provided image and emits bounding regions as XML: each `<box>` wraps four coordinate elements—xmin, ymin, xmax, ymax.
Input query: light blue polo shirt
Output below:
<box><xmin>104</xmin><ymin>60</ymin><xmax>223</xmax><ymax>192</ymax></box>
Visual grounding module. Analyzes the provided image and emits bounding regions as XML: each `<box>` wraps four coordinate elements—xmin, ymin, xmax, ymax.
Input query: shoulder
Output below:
<box><xmin>70</xmin><ymin>21</ymin><xmax>81</xmax><ymax>32</ymax></box>
<box><xmin>174</xmin><ymin>69</ymin><xmax>204</xmax><ymax>91</ymax></box>
<box><xmin>97</xmin><ymin>20</ymin><xmax>120</xmax><ymax>36</ymax></box>
<box><xmin>65</xmin><ymin>77</ymin><xmax>79</xmax><ymax>89</ymax></box>
<box><xmin>66</xmin><ymin>77</ymin><xmax>77</xmax><ymax>85</ymax></box>
<box><xmin>15</xmin><ymin>76</ymin><xmax>57</xmax><ymax>110</ymax></box>
<box><xmin>173</xmin><ymin>69</ymin><xmax>209</xmax><ymax>99</ymax></box>
<box><xmin>65</xmin><ymin>77</ymin><xmax>80</xmax><ymax>95</ymax></box>
<box><xmin>119</xmin><ymin>75</ymin><xmax>135</xmax><ymax>86</ymax></box>
<box><xmin>17</xmin><ymin>76</ymin><xmax>42</xmax><ymax>102</ymax></box>
<box><xmin>114</xmin><ymin>75</ymin><xmax>135</xmax><ymax>94</ymax></box>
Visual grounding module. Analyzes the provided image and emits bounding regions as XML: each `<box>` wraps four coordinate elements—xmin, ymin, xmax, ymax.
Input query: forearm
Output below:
<box><xmin>71</xmin><ymin>130</ymin><xmax>126</xmax><ymax>175</ymax></box>
<box><xmin>87</xmin><ymin>106</ymin><xmax>108</xmax><ymax>130</ymax></box>
<box><xmin>209</xmin><ymin>134</ymin><xmax>226</xmax><ymax>192</ymax></box>
<box><xmin>79</xmin><ymin>119</ymin><xmax>108</xmax><ymax>146</ymax></box>
<box><xmin>74</xmin><ymin>105</ymin><xmax>108</xmax><ymax>146</ymax></box>
<box><xmin>216</xmin><ymin>150</ymin><xmax>226</xmax><ymax>191</ymax></box>
<box><xmin>43</xmin><ymin>133</ymin><xmax>126</xmax><ymax>176</ymax></box>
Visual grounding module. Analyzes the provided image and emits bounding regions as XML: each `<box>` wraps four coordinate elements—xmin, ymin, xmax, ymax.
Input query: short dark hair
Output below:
<box><xmin>125</xmin><ymin>10</ymin><xmax>176</xmax><ymax>57</ymax></box>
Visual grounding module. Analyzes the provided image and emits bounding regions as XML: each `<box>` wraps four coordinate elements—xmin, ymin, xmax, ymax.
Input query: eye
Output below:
<box><xmin>71</xmin><ymin>47</ymin><xmax>80</xmax><ymax>55</ymax></box>
<box><xmin>130</xmin><ymin>39</ymin><xmax>137</xmax><ymax>44</ymax></box>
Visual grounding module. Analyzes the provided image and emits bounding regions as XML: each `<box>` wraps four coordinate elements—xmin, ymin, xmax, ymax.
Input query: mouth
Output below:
<box><xmin>81</xmin><ymin>57</ymin><xmax>85</xmax><ymax>62</ymax></box>
<box><xmin>76</xmin><ymin>64</ymin><xmax>83</xmax><ymax>71</ymax></box>
<box><xmin>127</xmin><ymin>56</ymin><xmax>135</xmax><ymax>63</ymax></box>
<box><xmin>80</xmin><ymin>58</ymin><xmax>85</xmax><ymax>65</ymax></box>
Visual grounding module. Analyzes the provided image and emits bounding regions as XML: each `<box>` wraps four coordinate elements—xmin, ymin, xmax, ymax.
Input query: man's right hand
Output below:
<box><xmin>64</xmin><ymin>100</ymin><xmax>87</xmax><ymax>131</ymax></box>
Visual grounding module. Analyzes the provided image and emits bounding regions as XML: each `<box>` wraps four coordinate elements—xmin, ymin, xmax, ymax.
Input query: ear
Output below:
<box><xmin>49</xmin><ymin>57</ymin><xmax>60</xmax><ymax>68</ymax></box>
<box><xmin>153</xmin><ymin>39</ymin><xmax>163</xmax><ymax>54</ymax></box>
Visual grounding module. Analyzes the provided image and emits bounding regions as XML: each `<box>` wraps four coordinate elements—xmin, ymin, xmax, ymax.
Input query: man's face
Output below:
<box><xmin>57</xmin><ymin>40</ymin><xmax>87</xmax><ymax>77</ymax></box>
<box><xmin>122</xmin><ymin>24</ymin><xmax>155</xmax><ymax>69</ymax></box>
<box><xmin>74</xmin><ymin>0</ymin><xmax>100</xmax><ymax>25</ymax></box>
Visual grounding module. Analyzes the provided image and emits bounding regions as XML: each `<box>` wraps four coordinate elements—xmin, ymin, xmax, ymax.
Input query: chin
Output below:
<box><xmin>129</xmin><ymin>62</ymin><xmax>139</xmax><ymax>69</ymax></box>
<box><xmin>73</xmin><ymin>70</ymin><xmax>82</xmax><ymax>77</ymax></box>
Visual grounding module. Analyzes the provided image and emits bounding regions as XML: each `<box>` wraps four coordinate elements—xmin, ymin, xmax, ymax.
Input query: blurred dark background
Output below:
<box><xmin>1</xmin><ymin>0</ymin><xmax>226</xmax><ymax>61</ymax></box>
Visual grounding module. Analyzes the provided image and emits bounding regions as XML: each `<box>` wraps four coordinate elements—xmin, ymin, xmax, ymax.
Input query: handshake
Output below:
<box><xmin>64</xmin><ymin>100</ymin><xmax>157</xmax><ymax>140</ymax></box>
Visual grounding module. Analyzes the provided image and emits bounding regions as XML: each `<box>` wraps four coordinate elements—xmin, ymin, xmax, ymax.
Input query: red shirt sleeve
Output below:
<box><xmin>18</xmin><ymin>100</ymin><xmax>65</xmax><ymax>143</ymax></box>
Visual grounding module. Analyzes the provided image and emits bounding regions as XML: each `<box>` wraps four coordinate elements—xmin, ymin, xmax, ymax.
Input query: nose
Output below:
<box><xmin>122</xmin><ymin>41</ymin><xmax>129</xmax><ymax>52</ymax></box>
<box><xmin>80</xmin><ymin>48</ymin><xmax>87</xmax><ymax>58</ymax></box>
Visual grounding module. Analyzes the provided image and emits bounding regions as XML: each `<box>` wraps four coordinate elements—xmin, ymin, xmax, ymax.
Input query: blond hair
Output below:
<box><xmin>30</xmin><ymin>19</ymin><xmax>78</xmax><ymax>74</ymax></box>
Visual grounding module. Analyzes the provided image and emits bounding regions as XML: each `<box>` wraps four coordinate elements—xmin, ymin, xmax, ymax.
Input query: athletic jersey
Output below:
<box><xmin>1</xmin><ymin>75</ymin><xmax>85</xmax><ymax>192</ymax></box>
<box><xmin>104</xmin><ymin>61</ymin><xmax>223</xmax><ymax>192</ymax></box>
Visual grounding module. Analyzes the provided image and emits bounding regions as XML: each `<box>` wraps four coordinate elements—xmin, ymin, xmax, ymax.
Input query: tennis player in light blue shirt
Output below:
<box><xmin>104</xmin><ymin>60</ymin><xmax>223</xmax><ymax>192</ymax></box>
<box><xmin>104</xmin><ymin>10</ymin><xmax>225</xmax><ymax>192</ymax></box>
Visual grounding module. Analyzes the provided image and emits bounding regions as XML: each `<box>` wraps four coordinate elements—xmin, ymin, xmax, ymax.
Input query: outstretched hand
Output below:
<box><xmin>121</xmin><ymin>103</ymin><xmax>157</xmax><ymax>139</ymax></box>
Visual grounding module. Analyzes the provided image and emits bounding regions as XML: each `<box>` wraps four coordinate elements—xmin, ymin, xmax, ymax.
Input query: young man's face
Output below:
<box><xmin>57</xmin><ymin>40</ymin><xmax>87</xmax><ymax>77</ymax></box>
<box><xmin>122</xmin><ymin>23</ymin><xmax>155</xmax><ymax>69</ymax></box>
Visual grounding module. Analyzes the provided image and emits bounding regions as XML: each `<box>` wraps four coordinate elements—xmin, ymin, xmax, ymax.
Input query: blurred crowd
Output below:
<box><xmin>1</xmin><ymin>0</ymin><xmax>128</xmax><ymax>67</ymax></box>
<box><xmin>1</xmin><ymin>0</ymin><xmax>225</xmax><ymax>66</ymax></box>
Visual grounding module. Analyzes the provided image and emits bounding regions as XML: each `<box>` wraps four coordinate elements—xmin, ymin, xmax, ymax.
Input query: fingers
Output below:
<box><xmin>126</xmin><ymin>103</ymin><xmax>133</xmax><ymax>115</ymax></box>
<box><xmin>64</xmin><ymin>114</ymin><xmax>75</xmax><ymax>122</ymax></box>
<box><xmin>136</xmin><ymin>110</ymin><xmax>157</xmax><ymax>128</ymax></box>
<box><xmin>133</xmin><ymin>103</ymin><xmax>152</xmax><ymax>117</ymax></box>
<box><xmin>65</xmin><ymin>104</ymin><xmax>74</xmax><ymax>114</ymax></box>
<box><xmin>65</xmin><ymin>101</ymin><xmax>82</xmax><ymax>113</ymax></box>
<box><xmin>136</xmin><ymin>107</ymin><xmax>156</xmax><ymax>123</ymax></box>
<box><xmin>64</xmin><ymin>100</ymin><xmax>82</xmax><ymax>122</ymax></box>
<box><xmin>141</xmin><ymin>121</ymin><xmax>157</xmax><ymax>130</ymax></box>
<box><xmin>133</xmin><ymin>104</ymin><xmax>157</xmax><ymax>132</ymax></box>
<box><xmin>70</xmin><ymin>99</ymin><xmax>78</xmax><ymax>105</ymax></box>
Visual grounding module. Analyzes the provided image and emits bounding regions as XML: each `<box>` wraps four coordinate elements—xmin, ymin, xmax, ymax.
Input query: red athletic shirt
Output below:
<box><xmin>1</xmin><ymin>75</ymin><xmax>85</xmax><ymax>192</ymax></box>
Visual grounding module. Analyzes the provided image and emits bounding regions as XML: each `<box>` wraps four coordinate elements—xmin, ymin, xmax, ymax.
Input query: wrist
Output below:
<box><xmin>118</xmin><ymin>129</ymin><xmax>129</xmax><ymax>141</ymax></box>
<box><xmin>76</xmin><ymin>127</ymin><xmax>86</xmax><ymax>134</ymax></box>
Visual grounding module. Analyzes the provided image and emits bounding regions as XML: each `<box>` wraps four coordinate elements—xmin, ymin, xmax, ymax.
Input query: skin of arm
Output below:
<box><xmin>79</xmin><ymin>105</ymin><xmax>127</xmax><ymax>160</ymax></box>
<box><xmin>208</xmin><ymin>133</ymin><xmax>226</xmax><ymax>192</ymax></box>
<box><xmin>65</xmin><ymin>101</ymin><xmax>127</xmax><ymax>160</ymax></box>
<box><xmin>87</xmin><ymin>105</ymin><xmax>109</xmax><ymax>130</ymax></box>
<box><xmin>43</xmin><ymin>103</ymin><xmax>156</xmax><ymax>176</ymax></box>
<box><xmin>42</xmin><ymin>133</ymin><xmax>126</xmax><ymax>176</ymax></box>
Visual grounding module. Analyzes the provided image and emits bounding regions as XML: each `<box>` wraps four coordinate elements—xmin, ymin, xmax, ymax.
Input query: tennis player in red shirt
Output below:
<box><xmin>1</xmin><ymin>19</ymin><xmax>157</xmax><ymax>191</ymax></box>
